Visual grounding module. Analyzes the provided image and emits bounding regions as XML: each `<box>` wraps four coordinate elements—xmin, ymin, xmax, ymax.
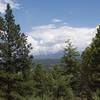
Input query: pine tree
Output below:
<box><xmin>81</xmin><ymin>47</ymin><xmax>93</xmax><ymax>100</ymax></box>
<box><xmin>90</xmin><ymin>25</ymin><xmax>100</xmax><ymax>90</ymax></box>
<box><xmin>63</xmin><ymin>40</ymin><xmax>80</xmax><ymax>74</ymax></box>
<box><xmin>81</xmin><ymin>25</ymin><xmax>100</xmax><ymax>100</ymax></box>
<box><xmin>51</xmin><ymin>65</ymin><xmax>74</xmax><ymax>100</ymax></box>
<box><xmin>0</xmin><ymin>16</ymin><xmax>4</xmax><ymax>31</ymax></box>
<box><xmin>33</xmin><ymin>64</ymin><xmax>49</xmax><ymax>100</ymax></box>
<box><xmin>0</xmin><ymin>4</ymin><xmax>33</xmax><ymax>100</ymax></box>
<box><xmin>62</xmin><ymin>39</ymin><xmax>80</xmax><ymax>95</ymax></box>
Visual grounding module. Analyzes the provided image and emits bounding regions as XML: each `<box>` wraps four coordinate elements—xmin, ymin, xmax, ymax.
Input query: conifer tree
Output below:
<box><xmin>62</xmin><ymin>39</ymin><xmax>80</xmax><ymax>95</ymax></box>
<box><xmin>51</xmin><ymin>65</ymin><xmax>74</xmax><ymax>100</ymax></box>
<box><xmin>0</xmin><ymin>4</ymin><xmax>33</xmax><ymax>100</ymax></box>
<box><xmin>81</xmin><ymin>47</ymin><xmax>93</xmax><ymax>100</ymax></box>
<box><xmin>81</xmin><ymin>25</ymin><xmax>100</xmax><ymax>100</ymax></box>
<box><xmin>90</xmin><ymin>25</ymin><xmax>100</xmax><ymax>90</ymax></box>
<box><xmin>33</xmin><ymin>64</ymin><xmax>49</xmax><ymax>100</ymax></box>
<box><xmin>63</xmin><ymin>40</ymin><xmax>79</xmax><ymax>74</ymax></box>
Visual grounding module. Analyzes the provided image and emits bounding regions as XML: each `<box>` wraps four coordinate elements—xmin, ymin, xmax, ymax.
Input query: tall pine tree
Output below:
<box><xmin>62</xmin><ymin>39</ymin><xmax>80</xmax><ymax>97</ymax></box>
<box><xmin>0</xmin><ymin>4</ymin><xmax>33</xmax><ymax>100</ymax></box>
<box><xmin>81</xmin><ymin>25</ymin><xmax>100</xmax><ymax>100</ymax></box>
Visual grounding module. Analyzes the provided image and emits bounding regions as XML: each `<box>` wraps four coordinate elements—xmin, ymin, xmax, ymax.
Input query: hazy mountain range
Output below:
<box><xmin>34</xmin><ymin>51</ymin><xmax>64</xmax><ymax>59</ymax></box>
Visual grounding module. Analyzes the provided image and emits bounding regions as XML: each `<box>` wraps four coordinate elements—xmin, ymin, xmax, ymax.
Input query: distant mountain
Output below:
<box><xmin>33</xmin><ymin>50</ymin><xmax>81</xmax><ymax>68</ymax></box>
<box><xmin>34</xmin><ymin>51</ymin><xmax>64</xmax><ymax>59</ymax></box>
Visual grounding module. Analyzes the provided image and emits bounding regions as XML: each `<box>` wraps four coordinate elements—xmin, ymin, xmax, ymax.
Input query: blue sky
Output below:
<box><xmin>13</xmin><ymin>0</ymin><xmax>100</xmax><ymax>32</ymax></box>
<box><xmin>0</xmin><ymin>0</ymin><xmax>99</xmax><ymax>57</ymax></box>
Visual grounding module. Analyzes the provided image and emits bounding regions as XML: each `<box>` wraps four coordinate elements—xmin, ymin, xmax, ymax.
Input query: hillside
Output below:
<box><xmin>34</xmin><ymin>59</ymin><xmax>61</xmax><ymax>68</ymax></box>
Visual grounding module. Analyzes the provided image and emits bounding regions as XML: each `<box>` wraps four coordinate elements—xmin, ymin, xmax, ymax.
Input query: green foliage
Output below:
<box><xmin>51</xmin><ymin>65</ymin><xmax>74</xmax><ymax>100</ymax></box>
<box><xmin>81</xmin><ymin>25</ymin><xmax>100</xmax><ymax>100</ymax></box>
<box><xmin>32</xmin><ymin>64</ymin><xmax>74</xmax><ymax>100</ymax></box>
<box><xmin>62</xmin><ymin>39</ymin><xmax>80</xmax><ymax>74</ymax></box>
<box><xmin>0</xmin><ymin>4</ymin><xmax>33</xmax><ymax>100</ymax></box>
<box><xmin>62</xmin><ymin>39</ymin><xmax>80</xmax><ymax>96</ymax></box>
<box><xmin>34</xmin><ymin>59</ymin><xmax>60</xmax><ymax>68</ymax></box>
<box><xmin>0</xmin><ymin>16</ymin><xmax>4</xmax><ymax>31</ymax></box>
<box><xmin>32</xmin><ymin>64</ymin><xmax>50</xmax><ymax>100</ymax></box>
<box><xmin>0</xmin><ymin>3</ymin><xmax>99</xmax><ymax>100</ymax></box>
<box><xmin>93</xmin><ymin>89</ymin><xmax>100</xmax><ymax>100</ymax></box>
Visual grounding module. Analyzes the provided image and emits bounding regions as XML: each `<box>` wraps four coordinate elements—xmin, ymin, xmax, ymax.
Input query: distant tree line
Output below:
<box><xmin>0</xmin><ymin>4</ymin><xmax>100</xmax><ymax>100</ymax></box>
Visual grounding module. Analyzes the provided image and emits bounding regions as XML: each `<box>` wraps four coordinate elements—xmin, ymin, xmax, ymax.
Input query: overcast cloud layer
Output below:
<box><xmin>0</xmin><ymin>0</ymin><xmax>20</xmax><ymax>13</ymax></box>
<box><xmin>27</xmin><ymin>24</ymin><xmax>96</xmax><ymax>56</ymax></box>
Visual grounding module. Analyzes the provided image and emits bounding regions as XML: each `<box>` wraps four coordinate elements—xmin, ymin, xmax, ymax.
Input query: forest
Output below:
<box><xmin>0</xmin><ymin>4</ymin><xmax>100</xmax><ymax>100</ymax></box>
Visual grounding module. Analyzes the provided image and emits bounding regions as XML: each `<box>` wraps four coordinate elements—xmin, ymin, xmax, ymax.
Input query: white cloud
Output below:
<box><xmin>0</xmin><ymin>0</ymin><xmax>20</xmax><ymax>13</ymax></box>
<box><xmin>52</xmin><ymin>18</ymin><xmax>62</xmax><ymax>23</ymax></box>
<box><xmin>27</xmin><ymin>24</ymin><xmax>96</xmax><ymax>56</ymax></box>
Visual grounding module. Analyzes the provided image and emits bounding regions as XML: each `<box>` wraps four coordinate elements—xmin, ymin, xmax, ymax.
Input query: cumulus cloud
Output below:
<box><xmin>27</xmin><ymin>24</ymin><xmax>96</xmax><ymax>56</ymax></box>
<box><xmin>0</xmin><ymin>0</ymin><xmax>20</xmax><ymax>13</ymax></box>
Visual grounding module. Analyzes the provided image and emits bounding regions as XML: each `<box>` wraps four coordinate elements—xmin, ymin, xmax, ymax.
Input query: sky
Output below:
<box><xmin>0</xmin><ymin>0</ymin><xmax>99</xmax><ymax>58</ymax></box>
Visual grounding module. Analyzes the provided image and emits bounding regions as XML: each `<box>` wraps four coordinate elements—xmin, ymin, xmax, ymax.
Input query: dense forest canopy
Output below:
<box><xmin>0</xmin><ymin>4</ymin><xmax>100</xmax><ymax>100</ymax></box>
